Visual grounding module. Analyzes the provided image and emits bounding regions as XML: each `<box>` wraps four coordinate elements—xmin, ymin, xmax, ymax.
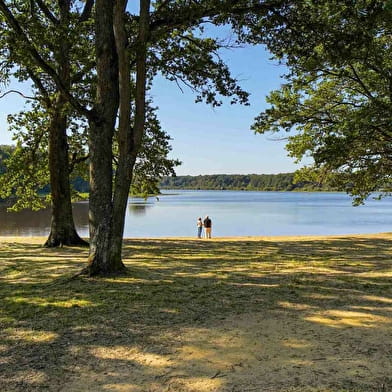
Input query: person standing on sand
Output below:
<box><xmin>203</xmin><ymin>216</ymin><xmax>212</xmax><ymax>238</ymax></box>
<box><xmin>197</xmin><ymin>217</ymin><xmax>203</xmax><ymax>238</ymax></box>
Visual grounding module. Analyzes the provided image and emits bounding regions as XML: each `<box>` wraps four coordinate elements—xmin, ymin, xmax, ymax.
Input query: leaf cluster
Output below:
<box><xmin>131</xmin><ymin>104</ymin><xmax>181</xmax><ymax>196</ymax></box>
<box><xmin>252</xmin><ymin>0</ymin><xmax>392</xmax><ymax>204</ymax></box>
<box><xmin>0</xmin><ymin>108</ymin><xmax>50</xmax><ymax>210</ymax></box>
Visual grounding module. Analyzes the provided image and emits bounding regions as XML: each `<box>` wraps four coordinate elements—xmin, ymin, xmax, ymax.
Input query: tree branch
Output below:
<box><xmin>34</xmin><ymin>0</ymin><xmax>59</xmax><ymax>25</ymax></box>
<box><xmin>162</xmin><ymin>67</ymin><xmax>199</xmax><ymax>93</ymax></box>
<box><xmin>0</xmin><ymin>89</ymin><xmax>37</xmax><ymax>100</ymax></box>
<box><xmin>154</xmin><ymin>0</ymin><xmax>170</xmax><ymax>14</ymax></box>
<box><xmin>348</xmin><ymin>64</ymin><xmax>375</xmax><ymax>100</ymax></box>
<box><xmin>149</xmin><ymin>0</ymin><xmax>282</xmax><ymax>38</ymax></box>
<box><xmin>0</xmin><ymin>0</ymin><xmax>93</xmax><ymax>120</ymax></box>
<box><xmin>26</xmin><ymin>69</ymin><xmax>52</xmax><ymax>107</ymax></box>
<box><xmin>317</xmin><ymin>68</ymin><xmax>377</xmax><ymax>101</ymax></box>
<box><xmin>133</xmin><ymin>0</ymin><xmax>151</xmax><ymax>152</ymax></box>
<box><xmin>69</xmin><ymin>153</ymin><xmax>89</xmax><ymax>173</ymax></box>
<box><xmin>79</xmin><ymin>0</ymin><xmax>94</xmax><ymax>23</ymax></box>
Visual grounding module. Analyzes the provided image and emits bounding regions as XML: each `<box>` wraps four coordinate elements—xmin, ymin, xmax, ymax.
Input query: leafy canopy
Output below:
<box><xmin>252</xmin><ymin>0</ymin><xmax>392</xmax><ymax>204</ymax></box>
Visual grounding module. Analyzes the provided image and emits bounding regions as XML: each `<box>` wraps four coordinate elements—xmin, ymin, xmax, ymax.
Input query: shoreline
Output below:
<box><xmin>1</xmin><ymin>231</ymin><xmax>391</xmax><ymax>243</ymax></box>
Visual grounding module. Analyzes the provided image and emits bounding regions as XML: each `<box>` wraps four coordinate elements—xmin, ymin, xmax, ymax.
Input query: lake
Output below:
<box><xmin>0</xmin><ymin>190</ymin><xmax>391</xmax><ymax>237</ymax></box>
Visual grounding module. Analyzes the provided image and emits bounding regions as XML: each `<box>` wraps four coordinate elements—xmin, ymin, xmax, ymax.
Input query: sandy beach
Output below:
<box><xmin>1</xmin><ymin>233</ymin><xmax>391</xmax><ymax>391</ymax></box>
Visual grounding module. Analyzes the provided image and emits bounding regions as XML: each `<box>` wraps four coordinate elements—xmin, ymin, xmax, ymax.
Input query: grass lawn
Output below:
<box><xmin>0</xmin><ymin>234</ymin><xmax>392</xmax><ymax>392</ymax></box>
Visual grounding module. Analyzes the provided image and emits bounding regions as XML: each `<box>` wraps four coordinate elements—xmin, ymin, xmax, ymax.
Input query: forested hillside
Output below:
<box><xmin>0</xmin><ymin>145</ymin><xmax>335</xmax><ymax>193</ymax></box>
<box><xmin>160</xmin><ymin>173</ymin><xmax>336</xmax><ymax>191</ymax></box>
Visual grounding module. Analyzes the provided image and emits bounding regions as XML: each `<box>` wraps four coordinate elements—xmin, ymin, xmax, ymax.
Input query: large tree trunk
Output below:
<box><xmin>86</xmin><ymin>0</ymin><xmax>149</xmax><ymax>274</ymax></box>
<box><xmin>87</xmin><ymin>0</ymin><xmax>124</xmax><ymax>275</ymax></box>
<box><xmin>44</xmin><ymin>95</ymin><xmax>87</xmax><ymax>247</ymax></box>
<box><xmin>45</xmin><ymin>0</ymin><xmax>86</xmax><ymax>248</ymax></box>
<box><xmin>109</xmin><ymin>0</ymin><xmax>150</xmax><ymax>264</ymax></box>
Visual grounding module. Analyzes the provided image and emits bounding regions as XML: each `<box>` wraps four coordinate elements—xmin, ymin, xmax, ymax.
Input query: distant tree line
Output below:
<box><xmin>160</xmin><ymin>173</ymin><xmax>339</xmax><ymax>192</ymax></box>
<box><xmin>0</xmin><ymin>146</ymin><xmax>340</xmax><ymax>194</ymax></box>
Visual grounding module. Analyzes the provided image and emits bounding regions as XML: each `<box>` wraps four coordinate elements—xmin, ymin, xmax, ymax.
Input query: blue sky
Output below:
<box><xmin>150</xmin><ymin>43</ymin><xmax>300</xmax><ymax>175</ymax></box>
<box><xmin>0</xmin><ymin>43</ymin><xmax>301</xmax><ymax>176</ymax></box>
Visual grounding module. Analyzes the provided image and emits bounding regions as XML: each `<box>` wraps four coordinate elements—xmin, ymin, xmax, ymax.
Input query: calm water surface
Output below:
<box><xmin>0</xmin><ymin>190</ymin><xmax>391</xmax><ymax>237</ymax></box>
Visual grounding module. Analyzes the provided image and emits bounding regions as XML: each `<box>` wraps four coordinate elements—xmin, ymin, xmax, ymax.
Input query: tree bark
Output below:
<box><xmin>110</xmin><ymin>0</ymin><xmax>133</xmax><ymax>264</ymax></box>
<box><xmin>109</xmin><ymin>0</ymin><xmax>150</xmax><ymax>264</ymax></box>
<box><xmin>45</xmin><ymin>0</ymin><xmax>87</xmax><ymax>248</ymax></box>
<box><xmin>44</xmin><ymin>95</ymin><xmax>87</xmax><ymax>247</ymax></box>
<box><xmin>87</xmin><ymin>0</ymin><xmax>124</xmax><ymax>275</ymax></box>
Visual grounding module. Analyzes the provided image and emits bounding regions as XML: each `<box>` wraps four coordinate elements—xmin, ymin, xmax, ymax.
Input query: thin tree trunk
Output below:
<box><xmin>45</xmin><ymin>0</ymin><xmax>87</xmax><ymax>248</ymax></box>
<box><xmin>110</xmin><ymin>0</ymin><xmax>133</xmax><ymax>263</ymax></box>
<box><xmin>109</xmin><ymin>0</ymin><xmax>150</xmax><ymax>264</ymax></box>
<box><xmin>87</xmin><ymin>0</ymin><xmax>124</xmax><ymax>275</ymax></box>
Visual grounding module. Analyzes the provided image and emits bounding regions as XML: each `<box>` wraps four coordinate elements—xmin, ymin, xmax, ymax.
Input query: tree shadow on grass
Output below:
<box><xmin>0</xmin><ymin>235</ymin><xmax>391</xmax><ymax>391</ymax></box>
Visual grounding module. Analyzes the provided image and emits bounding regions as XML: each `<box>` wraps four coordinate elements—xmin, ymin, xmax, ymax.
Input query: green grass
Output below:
<box><xmin>0</xmin><ymin>235</ymin><xmax>392</xmax><ymax>391</ymax></box>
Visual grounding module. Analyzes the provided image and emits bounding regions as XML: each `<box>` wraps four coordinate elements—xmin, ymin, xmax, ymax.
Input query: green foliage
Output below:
<box><xmin>0</xmin><ymin>109</ymin><xmax>50</xmax><ymax>211</ymax></box>
<box><xmin>151</xmin><ymin>29</ymin><xmax>249</xmax><ymax>107</ymax></box>
<box><xmin>0</xmin><ymin>0</ymin><xmax>93</xmax><ymax>213</ymax></box>
<box><xmin>0</xmin><ymin>0</ymin><xmax>182</xmax><ymax>210</ymax></box>
<box><xmin>1</xmin><ymin>0</ymin><xmax>264</xmax><ymax>213</ymax></box>
<box><xmin>160</xmin><ymin>172</ymin><xmax>336</xmax><ymax>192</ymax></box>
<box><xmin>0</xmin><ymin>144</ymin><xmax>13</xmax><ymax>174</ymax></box>
<box><xmin>252</xmin><ymin>0</ymin><xmax>392</xmax><ymax>205</ymax></box>
<box><xmin>0</xmin><ymin>102</ymin><xmax>90</xmax><ymax>211</ymax></box>
<box><xmin>130</xmin><ymin>104</ymin><xmax>181</xmax><ymax>197</ymax></box>
<box><xmin>0</xmin><ymin>102</ymin><xmax>180</xmax><ymax>204</ymax></box>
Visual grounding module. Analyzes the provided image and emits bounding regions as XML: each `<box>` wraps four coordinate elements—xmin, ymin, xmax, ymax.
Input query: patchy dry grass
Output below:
<box><xmin>0</xmin><ymin>234</ymin><xmax>392</xmax><ymax>392</ymax></box>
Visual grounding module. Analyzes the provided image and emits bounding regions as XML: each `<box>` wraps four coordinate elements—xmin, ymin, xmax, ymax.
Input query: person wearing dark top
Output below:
<box><xmin>203</xmin><ymin>216</ymin><xmax>212</xmax><ymax>238</ymax></box>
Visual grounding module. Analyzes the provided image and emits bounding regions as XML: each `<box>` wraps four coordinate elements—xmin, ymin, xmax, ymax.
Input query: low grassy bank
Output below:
<box><xmin>1</xmin><ymin>234</ymin><xmax>392</xmax><ymax>391</ymax></box>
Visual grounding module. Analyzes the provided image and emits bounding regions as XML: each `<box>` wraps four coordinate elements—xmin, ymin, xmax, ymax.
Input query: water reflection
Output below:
<box><xmin>127</xmin><ymin>202</ymin><xmax>152</xmax><ymax>215</ymax></box>
<box><xmin>0</xmin><ymin>207</ymin><xmax>51</xmax><ymax>236</ymax></box>
<box><xmin>0</xmin><ymin>199</ymin><xmax>154</xmax><ymax>236</ymax></box>
<box><xmin>0</xmin><ymin>202</ymin><xmax>89</xmax><ymax>237</ymax></box>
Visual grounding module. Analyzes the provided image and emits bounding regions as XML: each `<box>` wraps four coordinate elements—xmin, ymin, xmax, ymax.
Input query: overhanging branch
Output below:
<box><xmin>34</xmin><ymin>0</ymin><xmax>59</xmax><ymax>25</ymax></box>
<box><xmin>150</xmin><ymin>0</ymin><xmax>282</xmax><ymax>33</ymax></box>
<box><xmin>0</xmin><ymin>0</ymin><xmax>93</xmax><ymax>120</ymax></box>
<box><xmin>0</xmin><ymin>89</ymin><xmax>36</xmax><ymax>100</ymax></box>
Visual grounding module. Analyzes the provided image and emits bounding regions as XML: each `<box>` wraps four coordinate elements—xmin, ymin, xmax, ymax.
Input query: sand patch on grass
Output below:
<box><xmin>56</xmin><ymin>308</ymin><xmax>392</xmax><ymax>392</ymax></box>
<box><xmin>151</xmin><ymin>309</ymin><xmax>391</xmax><ymax>392</ymax></box>
<box><xmin>0</xmin><ymin>234</ymin><xmax>392</xmax><ymax>391</ymax></box>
